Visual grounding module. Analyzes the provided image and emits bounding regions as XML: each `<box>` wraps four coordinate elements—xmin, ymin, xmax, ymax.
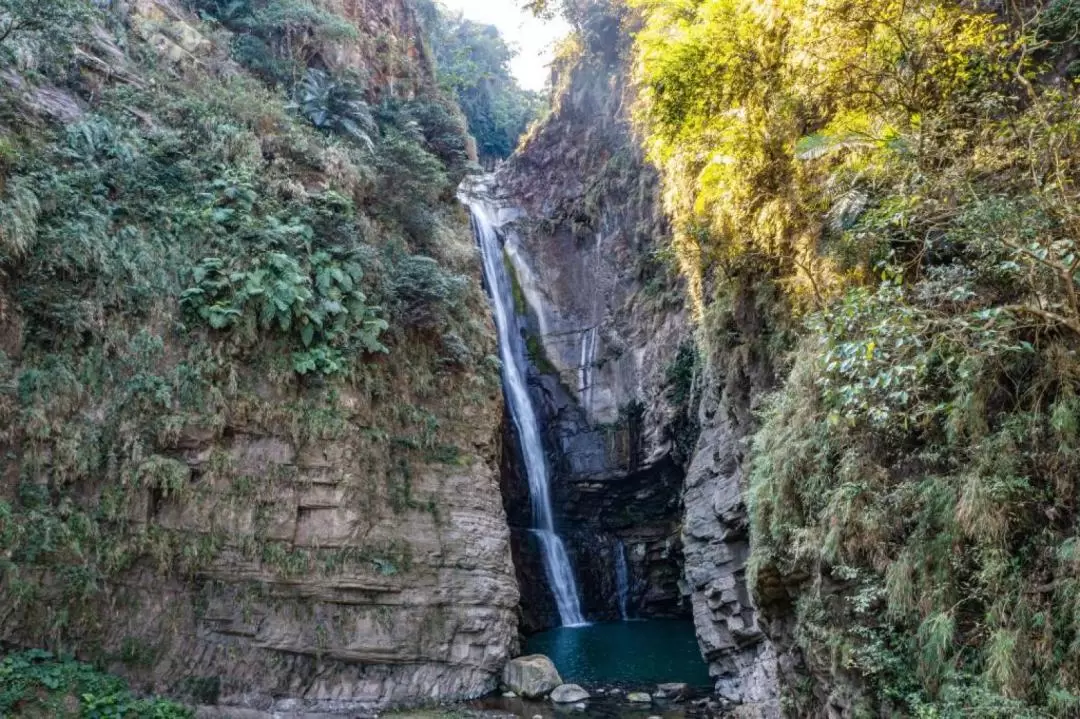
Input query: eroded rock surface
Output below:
<box><xmin>503</xmin><ymin>655</ymin><xmax>563</xmax><ymax>699</ymax></box>
<box><xmin>492</xmin><ymin>4</ymin><xmax>691</xmax><ymax>634</ymax></box>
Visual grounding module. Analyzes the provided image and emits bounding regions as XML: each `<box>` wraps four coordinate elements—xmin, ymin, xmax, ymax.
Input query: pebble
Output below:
<box><xmin>574</xmin><ymin>703</ymin><xmax>587</xmax><ymax>710</ymax></box>
<box><xmin>502</xmin><ymin>692</ymin><xmax>517</xmax><ymax>698</ymax></box>
<box><xmin>533</xmin><ymin>715</ymin><xmax>543</xmax><ymax>719</ymax></box>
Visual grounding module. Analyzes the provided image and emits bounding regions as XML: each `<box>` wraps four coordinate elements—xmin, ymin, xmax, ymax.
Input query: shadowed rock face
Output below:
<box><xmin>489</xmin><ymin>7</ymin><xmax>690</xmax><ymax>634</ymax></box>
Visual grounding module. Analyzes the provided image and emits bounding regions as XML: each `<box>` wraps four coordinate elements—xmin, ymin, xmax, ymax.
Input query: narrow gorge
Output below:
<box><xmin>2</xmin><ymin>0</ymin><xmax>1080</xmax><ymax>718</ymax></box>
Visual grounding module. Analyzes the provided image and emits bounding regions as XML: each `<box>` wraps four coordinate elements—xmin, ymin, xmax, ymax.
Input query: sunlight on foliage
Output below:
<box><xmin>632</xmin><ymin>0</ymin><xmax>1080</xmax><ymax>714</ymax></box>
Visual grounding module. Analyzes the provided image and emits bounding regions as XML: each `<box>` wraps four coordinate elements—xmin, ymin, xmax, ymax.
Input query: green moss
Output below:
<box><xmin>525</xmin><ymin>332</ymin><xmax>558</xmax><ymax>375</ymax></box>
<box><xmin>503</xmin><ymin>248</ymin><xmax>528</xmax><ymax>315</ymax></box>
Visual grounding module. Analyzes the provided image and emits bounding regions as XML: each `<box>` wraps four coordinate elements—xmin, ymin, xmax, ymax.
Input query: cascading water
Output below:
<box><xmin>578</xmin><ymin>326</ymin><xmax>597</xmax><ymax>413</ymax></box>
<box><xmin>614</xmin><ymin>538</ymin><xmax>631</xmax><ymax>621</ymax></box>
<box><xmin>462</xmin><ymin>188</ymin><xmax>587</xmax><ymax>628</ymax></box>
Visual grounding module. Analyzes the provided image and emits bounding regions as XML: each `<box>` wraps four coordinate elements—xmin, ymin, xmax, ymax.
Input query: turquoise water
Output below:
<box><xmin>525</xmin><ymin>620</ymin><xmax>712</xmax><ymax>688</ymax></box>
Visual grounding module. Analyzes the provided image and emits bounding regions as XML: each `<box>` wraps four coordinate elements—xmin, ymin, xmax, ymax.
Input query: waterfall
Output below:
<box><xmin>578</xmin><ymin>326</ymin><xmax>597</xmax><ymax>413</ymax></box>
<box><xmin>463</xmin><ymin>191</ymin><xmax>587</xmax><ymax>628</ymax></box>
<box><xmin>614</xmin><ymin>538</ymin><xmax>630</xmax><ymax>621</ymax></box>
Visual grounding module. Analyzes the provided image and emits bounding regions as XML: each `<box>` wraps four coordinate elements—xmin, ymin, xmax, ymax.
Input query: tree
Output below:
<box><xmin>422</xmin><ymin>6</ymin><xmax>544</xmax><ymax>164</ymax></box>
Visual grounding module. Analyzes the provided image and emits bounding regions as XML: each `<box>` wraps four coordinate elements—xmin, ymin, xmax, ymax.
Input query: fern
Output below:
<box><xmin>795</xmin><ymin>132</ymin><xmax>877</xmax><ymax>161</ymax></box>
<box><xmin>291</xmin><ymin>69</ymin><xmax>376</xmax><ymax>151</ymax></box>
<box><xmin>0</xmin><ymin>179</ymin><xmax>40</xmax><ymax>259</ymax></box>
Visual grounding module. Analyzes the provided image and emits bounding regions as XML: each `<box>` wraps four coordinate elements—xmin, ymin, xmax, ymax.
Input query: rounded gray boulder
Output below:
<box><xmin>502</xmin><ymin>655</ymin><xmax>563</xmax><ymax>698</ymax></box>
<box><xmin>550</xmin><ymin>684</ymin><xmax>591</xmax><ymax>703</ymax></box>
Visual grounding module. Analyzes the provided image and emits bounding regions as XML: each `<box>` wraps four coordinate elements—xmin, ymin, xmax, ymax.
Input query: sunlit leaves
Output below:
<box><xmin>180</xmin><ymin>249</ymin><xmax>388</xmax><ymax>376</ymax></box>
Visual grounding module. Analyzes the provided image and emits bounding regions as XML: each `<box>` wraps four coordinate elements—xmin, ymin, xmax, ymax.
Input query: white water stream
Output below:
<box><xmin>614</xmin><ymin>538</ymin><xmax>630</xmax><ymax>621</ymax></box>
<box><xmin>463</xmin><ymin>191</ymin><xmax>587</xmax><ymax>627</ymax></box>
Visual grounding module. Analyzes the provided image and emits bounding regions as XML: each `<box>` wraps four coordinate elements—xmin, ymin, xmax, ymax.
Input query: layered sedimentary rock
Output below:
<box><xmin>0</xmin><ymin>1</ymin><xmax>518</xmax><ymax>714</ymax></box>
<box><xmin>680</xmin><ymin>290</ymin><xmax>783</xmax><ymax>718</ymax></box>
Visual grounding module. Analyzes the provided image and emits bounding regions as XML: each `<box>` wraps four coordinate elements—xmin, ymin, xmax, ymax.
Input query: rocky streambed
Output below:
<box><xmin>471</xmin><ymin>649</ymin><xmax>723</xmax><ymax>719</ymax></box>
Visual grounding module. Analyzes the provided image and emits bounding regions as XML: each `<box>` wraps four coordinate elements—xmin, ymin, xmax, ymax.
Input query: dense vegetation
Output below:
<box><xmin>419</xmin><ymin>3</ymin><xmax>544</xmax><ymax>164</ymax></box>
<box><xmin>629</xmin><ymin>0</ymin><xmax>1080</xmax><ymax>715</ymax></box>
<box><xmin>0</xmin><ymin>0</ymin><xmax>506</xmax><ymax>689</ymax></box>
<box><xmin>0</xmin><ymin>649</ymin><xmax>191</xmax><ymax>718</ymax></box>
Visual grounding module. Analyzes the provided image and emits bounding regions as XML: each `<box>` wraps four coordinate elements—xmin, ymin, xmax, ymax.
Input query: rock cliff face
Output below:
<box><xmin>492</xmin><ymin>6</ymin><xmax>690</xmax><ymax>634</ymax></box>
<box><xmin>680</xmin><ymin>287</ymin><xmax>783</xmax><ymax>718</ymax></box>
<box><xmin>494</xmin><ymin>5</ymin><xmax>782</xmax><ymax>715</ymax></box>
<box><xmin>0</xmin><ymin>1</ymin><xmax>518</xmax><ymax>714</ymax></box>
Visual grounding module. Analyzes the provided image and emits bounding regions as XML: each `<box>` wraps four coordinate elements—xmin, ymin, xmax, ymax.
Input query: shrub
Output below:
<box><xmin>186</xmin><ymin>0</ymin><xmax>357</xmax><ymax>85</ymax></box>
<box><xmin>180</xmin><ymin>250</ymin><xmax>388</xmax><ymax>376</ymax></box>
<box><xmin>0</xmin><ymin>650</ymin><xmax>192</xmax><ymax>718</ymax></box>
<box><xmin>389</xmin><ymin>254</ymin><xmax>468</xmax><ymax>329</ymax></box>
<box><xmin>291</xmin><ymin>69</ymin><xmax>376</xmax><ymax>150</ymax></box>
<box><xmin>374</xmin><ymin>129</ymin><xmax>450</xmax><ymax>246</ymax></box>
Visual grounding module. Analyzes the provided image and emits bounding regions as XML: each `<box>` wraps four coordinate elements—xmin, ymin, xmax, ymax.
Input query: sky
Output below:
<box><xmin>438</xmin><ymin>0</ymin><xmax>571</xmax><ymax>91</ymax></box>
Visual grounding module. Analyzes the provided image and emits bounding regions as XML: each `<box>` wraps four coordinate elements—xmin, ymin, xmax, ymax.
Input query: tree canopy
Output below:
<box><xmin>422</xmin><ymin>5</ymin><xmax>545</xmax><ymax>164</ymax></box>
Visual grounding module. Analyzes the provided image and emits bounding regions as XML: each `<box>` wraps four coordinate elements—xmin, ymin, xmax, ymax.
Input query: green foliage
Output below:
<box><xmin>633</xmin><ymin>0</ymin><xmax>1080</xmax><ymax>714</ymax></box>
<box><xmin>291</xmin><ymin>69</ymin><xmax>376</xmax><ymax>150</ymax></box>
<box><xmin>180</xmin><ymin>250</ymin><xmax>388</xmax><ymax>376</ymax></box>
<box><xmin>0</xmin><ymin>0</ymin><xmax>93</xmax><ymax>67</ymax></box>
<box><xmin>664</xmin><ymin>341</ymin><xmax>700</xmax><ymax>463</ymax></box>
<box><xmin>0</xmin><ymin>0</ymin><xmax>497</xmax><ymax>675</ymax></box>
<box><xmin>0</xmin><ymin>650</ymin><xmax>192</xmax><ymax>718</ymax></box>
<box><xmin>421</xmin><ymin>6</ymin><xmax>544</xmax><ymax>162</ymax></box>
<box><xmin>187</xmin><ymin>0</ymin><xmax>357</xmax><ymax>85</ymax></box>
<box><xmin>374</xmin><ymin>125</ymin><xmax>452</xmax><ymax>245</ymax></box>
<box><xmin>388</xmin><ymin>254</ymin><xmax>468</xmax><ymax>330</ymax></box>
<box><xmin>0</xmin><ymin>178</ymin><xmax>39</xmax><ymax>261</ymax></box>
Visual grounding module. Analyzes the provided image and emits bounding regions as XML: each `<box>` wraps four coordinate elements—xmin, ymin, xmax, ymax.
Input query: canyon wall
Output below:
<box><xmin>0</xmin><ymin>1</ymin><xmax>518</xmax><ymax>714</ymax></box>
<box><xmin>494</xmin><ymin>7</ymin><xmax>782</xmax><ymax>715</ymax></box>
<box><xmin>493</xmin><ymin>5</ymin><xmax>690</xmax><ymax>634</ymax></box>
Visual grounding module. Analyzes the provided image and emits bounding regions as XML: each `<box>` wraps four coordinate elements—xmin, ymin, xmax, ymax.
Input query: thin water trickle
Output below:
<box><xmin>579</xmin><ymin>326</ymin><xmax>597</xmax><ymax>413</ymax></box>
<box><xmin>463</xmin><ymin>188</ymin><xmax>587</xmax><ymax>627</ymax></box>
<box><xmin>614</xmin><ymin>539</ymin><xmax>630</xmax><ymax>621</ymax></box>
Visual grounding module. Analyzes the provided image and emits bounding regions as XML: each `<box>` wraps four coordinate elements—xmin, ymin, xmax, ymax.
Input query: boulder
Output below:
<box><xmin>627</xmin><ymin>692</ymin><xmax>652</xmax><ymax>703</ymax></box>
<box><xmin>656</xmin><ymin>682</ymin><xmax>690</xmax><ymax>700</ymax></box>
<box><xmin>503</xmin><ymin>655</ymin><xmax>562</xmax><ymax>698</ymax></box>
<box><xmin>550</xmin><ymin>684</ymin><xmax>591</xmax><ymax>703</ymax></box>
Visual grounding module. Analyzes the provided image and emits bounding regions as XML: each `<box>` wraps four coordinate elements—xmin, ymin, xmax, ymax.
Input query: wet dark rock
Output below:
<box><xmin>656</xmin><ymin>683</ymin><xmax>690</xmax><ymax>701</ymax></box>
